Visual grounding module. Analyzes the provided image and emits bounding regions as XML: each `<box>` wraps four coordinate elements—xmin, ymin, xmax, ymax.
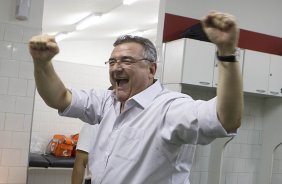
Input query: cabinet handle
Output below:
<box><xmin>256</xmin><ymin>89</ymin><xmax>266</xmax><ymax>93</ymax></box>
<box><xmin>199</xmin><ymin>81</ymin><xmax>210</xmax><ymax>86</ymax></box>
<box><xmin>270</xmin><ymin>91</ymin><xmax>279</xmax><ymax>95</ymax></box>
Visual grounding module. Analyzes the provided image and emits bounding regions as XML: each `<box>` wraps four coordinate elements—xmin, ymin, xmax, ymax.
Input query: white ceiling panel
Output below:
<box><xmin>42</xmin><ymin>0</ymin><xmax>160</xmax><ymax>41</ymax></box>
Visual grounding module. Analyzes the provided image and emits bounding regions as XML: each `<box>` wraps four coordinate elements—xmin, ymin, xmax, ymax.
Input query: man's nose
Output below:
<box><xmin>111</xmin><ymin>62</ymin><xmax>123</xmax><ymax>71</ymax></box>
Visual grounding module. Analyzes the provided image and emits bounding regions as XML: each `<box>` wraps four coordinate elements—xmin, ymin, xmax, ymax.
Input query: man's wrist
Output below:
<box><xmin>216</xmin><ymin>49</ymin><xmax>238</xmax><ymax>62</ymax></box>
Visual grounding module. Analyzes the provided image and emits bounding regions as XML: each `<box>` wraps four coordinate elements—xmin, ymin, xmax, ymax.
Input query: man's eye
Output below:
<box><xmin>109</xmin><ymin>60</ymin><xmax>116</xmax><ymax>65</ymax></box>
<box><xmin>121</xmin><ymin>58</ymin><xmax>133</xmax><ymax>64</ymax></box>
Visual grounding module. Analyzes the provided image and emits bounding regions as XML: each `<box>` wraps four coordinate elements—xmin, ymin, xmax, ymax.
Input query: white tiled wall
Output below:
<box><xmin>272</xmin><ymin>144</ymin><xmax>282</xmax><ymax>184</ymax></box>
<box><xmin>220</xmin><ymin>95</ymin><xmax>264</xmax><ymax>184</ymax></box>
<box><xmin>0</xmin><ymin>21</ymin><xmax>40</xmax><ymax>184</ymax></box>
<box><xmin>190</xmin><ymin>144</ymin><xmax>210</xmax><ymax>184</ymax></box>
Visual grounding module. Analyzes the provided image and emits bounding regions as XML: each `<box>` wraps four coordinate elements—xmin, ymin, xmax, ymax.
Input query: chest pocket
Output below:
<box><xmin>114</xmin><ymin>127</ymin><xmax>144</xmax><ymax>161</ymax></box>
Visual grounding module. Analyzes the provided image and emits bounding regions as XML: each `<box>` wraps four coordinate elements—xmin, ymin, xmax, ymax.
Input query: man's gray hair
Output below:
<box><xmin>113</xmin><ymin>35</ymin><xmax>157</xmax><ymax>63</ymax></box>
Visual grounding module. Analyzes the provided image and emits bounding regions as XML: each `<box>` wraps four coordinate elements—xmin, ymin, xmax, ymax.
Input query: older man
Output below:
<box><xmin>29</xmin><ymin>11</ymin><xmax>243</xmax><ymax>184</ymax></box>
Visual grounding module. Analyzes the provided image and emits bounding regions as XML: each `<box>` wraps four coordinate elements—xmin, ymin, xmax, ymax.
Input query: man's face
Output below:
<box><xmin>109</xmin><ymin>42</ymin><xmax>156</xmax><ymax>103</ymax></box>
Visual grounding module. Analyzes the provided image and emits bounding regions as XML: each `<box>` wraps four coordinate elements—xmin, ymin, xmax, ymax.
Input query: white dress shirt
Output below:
<box><xmin>76</xmin><ymin>124</ymin><xmax>98</xmax><ymax>180</ymax></box>
<box><xmin>60</xmin><ymin>80</ymin><xmax>235</xmax><ymax>184</ymax></box>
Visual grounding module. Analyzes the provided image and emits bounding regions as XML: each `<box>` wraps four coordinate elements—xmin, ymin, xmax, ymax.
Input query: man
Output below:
<box><xmin>72</xmin><ymin>124</ymin><xmax>97</xmax><ymax>184</ymax></box>
<box><xmin>29</xmin><ymin>11</ymin><xmax>243</xmax><ymax>184</ymax></box>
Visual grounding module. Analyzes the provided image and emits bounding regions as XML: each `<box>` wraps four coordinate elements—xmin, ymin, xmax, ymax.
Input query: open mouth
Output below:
<box><xmin>116</xmin><ymin>79</ymin><xmax>129</xmax><ymax>87</ymax></box>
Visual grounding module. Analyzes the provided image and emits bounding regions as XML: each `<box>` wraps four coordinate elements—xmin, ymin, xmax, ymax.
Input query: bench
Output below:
<box><xmin>29</xmin><ymin>153</ymin><xmax>75</xmax><ymax>170</ymax></box>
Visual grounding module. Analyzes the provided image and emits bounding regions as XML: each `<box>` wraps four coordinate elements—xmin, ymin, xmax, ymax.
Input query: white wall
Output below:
<box><xmin>0</xmin><ymin>0</ymin><xmax>44</xmax><ymax>183</ymax></box>
<box><xmin>272</xmin><ymin>144</ymin><xmax>282</xmax><ymax>184</ymax></box>
<box><xmin>220</xmin><ymin>95</ymin><xmax>264</xmax><ymax>184</ymax></box>
<box><xmin>54</xmin><ymin>39</ymin><xmax>115</xmax><ymax>67</ymax></box>
<box><xmin>260</xmin><ymin>98</ymin><xmax>282</xmax><ymax>184</ymax></box>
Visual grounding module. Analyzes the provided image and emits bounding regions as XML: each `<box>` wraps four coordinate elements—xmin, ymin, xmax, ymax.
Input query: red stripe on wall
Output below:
<box><xmin>163</xmin><ymin>14</ymin><xmax>200</xmax><ymax>42</ymax></box>
<box><xmin>163</xmin><ymin>13</ymin><xmax>282</xmax><ymax>56</ymax></box>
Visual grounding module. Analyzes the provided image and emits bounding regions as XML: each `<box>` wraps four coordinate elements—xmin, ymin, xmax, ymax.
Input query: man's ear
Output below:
<box><xmin>149</xmin><ymin>63</ymin><xmax>157</xmax><ymax>79</ymax></box>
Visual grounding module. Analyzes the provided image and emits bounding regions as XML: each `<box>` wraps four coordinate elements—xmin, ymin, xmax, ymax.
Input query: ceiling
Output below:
<box><xmin>42</xmin><ymin>0</ymin><xmax>160</xmax><ymax>42</ymax></box>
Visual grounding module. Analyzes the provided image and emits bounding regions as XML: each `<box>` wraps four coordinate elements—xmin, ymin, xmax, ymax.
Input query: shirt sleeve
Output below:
<box><xmin>59</xmin><ymin>88</ymin><xmax>112</xmax><ymax>124</ymax></box>
<box><xmin>195</xmin><ymin>97</ymin><xmax>237</xmax><ymax>144</ymax></box>
<box><xmin>161</xmin><ymin>97</ymin><xmax>236</xmax><ymax>145</ymax></box>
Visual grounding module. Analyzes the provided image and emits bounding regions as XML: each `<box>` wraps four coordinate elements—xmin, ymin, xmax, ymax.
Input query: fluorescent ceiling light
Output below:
<box><xmin>55</xmin><ymin>32</ymin><xmax>73</xmax><ymax>42</ymax></box>
<box><xmin>123</xmin><ymin>0</ymin><xmax>139</xmax><ymax>5</ymax></box>
<box><xmin>76</xmin><ymin>13</ymin><xmax>102</xmax><ymax>31</ymax></box>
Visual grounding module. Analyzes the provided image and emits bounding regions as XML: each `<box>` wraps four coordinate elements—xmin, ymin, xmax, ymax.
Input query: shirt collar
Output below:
<box><xmin>130</xmin><ymin>80</ymin><xmax>163</xmax><ymax>109</ymax></box>
<box><xmin>110</xmin><ymin>80</ymin><xmax>163</xmax><ymax>109</ymax></box>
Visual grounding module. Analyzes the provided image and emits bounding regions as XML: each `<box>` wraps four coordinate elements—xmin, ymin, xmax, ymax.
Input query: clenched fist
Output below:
<box><xmin>201</xmin><ymin>11</ymin><xmax>239</xmax><ymax>56</ymax></box>
<box><xmin>29</xmin><ymin>35</ymin><xmax>59</xmax><ymax>63</ymax></box>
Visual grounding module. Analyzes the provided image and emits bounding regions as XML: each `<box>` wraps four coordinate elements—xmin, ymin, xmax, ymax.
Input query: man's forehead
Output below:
<box><xmin>111</xmin><ymin>42</ymin><xmax>144</xmax><ymax>56</ymax></box>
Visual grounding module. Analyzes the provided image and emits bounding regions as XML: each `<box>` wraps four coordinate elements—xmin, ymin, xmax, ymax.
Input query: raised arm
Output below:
<box><xmin>29</xmin><ymin>35</ymin><xmax>72</xmax><ymax>112</ymax></box>
<box><xmin>202</xmin><ymin>11</ymin><xmax>243</xmax><ymax>132</ymax></box>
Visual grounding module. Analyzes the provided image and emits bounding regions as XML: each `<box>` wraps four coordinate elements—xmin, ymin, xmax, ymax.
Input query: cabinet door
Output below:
<box><xmin>182</xmin><ymin>39</ymin><xmax>215</xmax><ymax>87</ymax></box>
<box><xmin>243</xmin><ymin>50</ymin><xmax>270</xmax><ymax>94</ymax></box>
<box><xmin>269</xmin><ymin>54</ymin><xmax>282</xmax><ymax>96</ymax></box>
<box><xmin>212</xmin><ymin>49</ymin><xmax>244</xmax><ymax>87</ymax></box>
<box><xmin>162</xmin><ymin>39</ymin><xmax>186</xmax><ymax>84</ymax></box>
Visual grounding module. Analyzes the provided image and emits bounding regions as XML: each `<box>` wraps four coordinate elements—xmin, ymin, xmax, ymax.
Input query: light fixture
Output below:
<box><xmin>123</xmin><ymin>0</ymin><xmax>139</xmax><ymax>5</ymax></box>
<box><xmin>55</xmin><ymin>32</ymin><xmax>73</xmax><ymax>42</ymax></box>
<box><xmin>15</xmin><ymin>0</ymin><xmax>30</xmax><ymax>20</ymax></box>
<box><xmin>75</xmin><ymin>13</ymin><xmax>102</xmax><ymax>31</ymax></box>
